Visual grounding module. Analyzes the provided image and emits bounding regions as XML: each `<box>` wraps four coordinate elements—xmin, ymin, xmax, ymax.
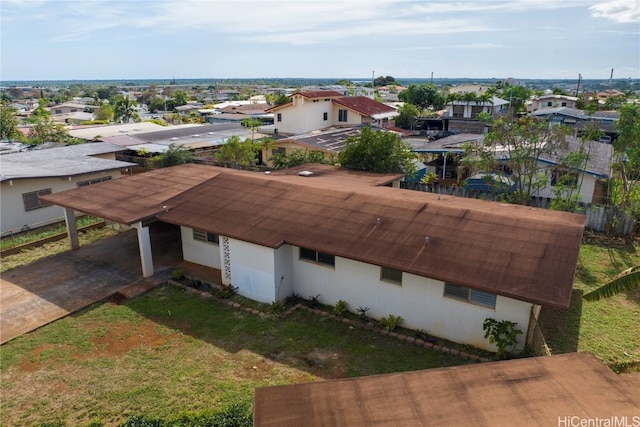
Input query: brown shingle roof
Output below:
<box><xmin>332</xmin><ymin>96</ymin><xmax>397</xmax><ymax>117</ymax></box>
<box><xmin>158</xmin><ymin>166</ymin><xmax>583</xmax><ymax>307</ymax></box>
<box><xmin>42</xmin><ymin>164</ymin><xmax>583</xmax><ymax>307</ymax></box>
<box><xmin>254</xmin><ymin>353</ymin><xmax>640</xmax><ymax>427</ymax></box>
<box><xmin>40</xmin><ymin>164</ymin><xmax>222</xmax><ymax>225</ymax></box>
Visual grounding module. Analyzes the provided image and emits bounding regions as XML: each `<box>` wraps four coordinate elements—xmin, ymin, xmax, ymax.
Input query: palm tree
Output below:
<box><xmin>113</xmin><ymin>95</ymin><xmax>138</xmax><ymax>123</ymax></box>
<box><xmin>582</xmin><ymin>266</ymin><xmax>640</xmax><ymax>301</ymax></box>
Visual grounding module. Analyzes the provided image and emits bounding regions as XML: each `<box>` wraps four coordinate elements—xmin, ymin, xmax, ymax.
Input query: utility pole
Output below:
<box><xmin>372</xmin><ymin>70</ymin><xmax>375</xmax><ymax>89</ymax></box>
<box><xmin>575</xmin><ymin>73</ymin><xmax>582</xmax><ymax>97</ymax></box>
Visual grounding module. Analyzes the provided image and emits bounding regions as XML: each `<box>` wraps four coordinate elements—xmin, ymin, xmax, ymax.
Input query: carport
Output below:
<box><xmin>41</xmin><ymin>164</ymin><xmax>223</xmax><ymax>278</ymax></box>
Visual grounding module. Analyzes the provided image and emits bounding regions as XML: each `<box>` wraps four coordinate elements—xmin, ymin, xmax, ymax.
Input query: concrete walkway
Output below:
<box><xmin>0</xmin><ymin>223</ymin><xmax>182</xmax><ymax>344</ymax></box>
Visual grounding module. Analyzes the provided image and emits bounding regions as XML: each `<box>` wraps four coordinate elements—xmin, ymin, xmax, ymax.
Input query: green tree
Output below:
<box><xmin>112</xmin><ymin>95</ymin><xmax>139</xmax><ymax>123</ymax></box>
<box><xmin>214</xmin><ymin>136</ymin><xmax>260</xmax><ymax>169</ymax></box>
<box><xmin>399</xmin><ymin>84</ymin><xmax>444</xmax><ymax>110</ymax></box>
<box><xmin>270</xmin><ymin>149</ymin><xmax>331</xmax><ymax>169</ymax></box>
<box><xmin>93</xmin><ymin>104</ymin><xmax>114</xmax><ymax>122</ymax></box>
<box><xmin>609</xmin><ymin>103</ymin><xmax>640</xmax><ymax>229</ymax></box>
<box><xmin>582</xmin><ymin>266</ymin><xmax>640</xmax><ymax>301</ymax></box>
<box><xmin>151</xmin><ymin>143</ymin><xmax>194</xmax><ymax>168</ymax></box>
<box><xmin>500</xmin><ymin>85</ymin><xmax>532</xmax><ymax>113</ymax></box>
<box><xmin>394</xmin><ymin>103</ymin><xmax>421</xmax><ymax>130</ymax></box>
<box><xmin>0</xmin><ymin>103</ymin><xmax>21</xmax><ymax>140</ymax></box>
<box><xmin>604</xmin><ymin>95</ymin><xmax>627</xmax><ymax>111</ymax></box>
<box><xmin>241</xmin><ymin>117</ymin><xmax>262</xmax><ymax>141</ymax></box>
<box><xmin>173</xmin><ymin>90</ymin><xmax>189</xmax><ymax>107</ymax></box>
<box><xmin>28</xmin><ymin>116</ymin><xmax>69</xmax><ymax>144</ymax></box>
<box><xmin>338</xmin><ymin>127</ymin><xmax>417</xmax><ymax>175</ymax></box>
<box><xmin>462</xmin><ymin>116</ymin><xmax>569</xmax><ymax>205</ymax></box>
<box><xmin>373</xmin><ymin>75</ymin><xmax>397</xmax><ymax>87</ymax></box>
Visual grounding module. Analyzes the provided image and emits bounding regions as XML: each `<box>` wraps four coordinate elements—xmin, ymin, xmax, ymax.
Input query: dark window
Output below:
<box><xmin>546</xmin><ymin>101</ymin><xmax>553</xmax><ymax>107</ymax></box>
<box><xmin>55</xmin><ymin>109</ymin><xmax>62</xmax><ymax>114</ymax></box>
<box><xmin>299</xmin><ymin>247</ymin><xmax>335</xmax><ymax>267</ymax></box>
<box><xmin>323</xmin><ymin>112</ymin><xmax>328</xmax><ymax>121</ymax></box>
<box><xmin>550</xmin><ymin>167</ymin><xmax>578</xmax><ymax>187</ymax></box>
<box><xmin>272</xmin><ymin>147</ymin><xmax>285</xmax><ymax>155</ymax></box>
<box><xmin>22</xmin><ymin>188</ymin><xmax>53</xmax><ymax>211</ymax></box>
<box><xmin>277</xmin><ymin>113</ymin><xmax>282</xmax><ymax>122</ymax></box>
<box><xmin>338</xmin><ymin>109</ymin><xmax>348</xmax><ymax>122</ymax></box>
<box><xmin>77</xmin><ymin>176</ymin><xmax>112</xmax><ymax>187</ymax></box>
<box><xmin>381</xmin><ymin>267</ymin><xmax>402</xmax><ymax>285</ymax></box>
<box><xmin>561</xmin><ymin>102</ymin><xmax>567</xmax><ymax>107</ymax></box>
<box><xmin>444</xmin><ymin>283</ymin><xmax>496</xmax><ymax>309</ymax></box>
<box><xmin>193</xmin><ymin>229</ymin><xmax>219</xmax><ymax>244</ymax></box>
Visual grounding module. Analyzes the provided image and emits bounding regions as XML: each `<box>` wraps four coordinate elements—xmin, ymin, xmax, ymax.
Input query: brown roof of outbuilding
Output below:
<box><xmin>40</xmin><ymin>164</ymin><xmax>222</xmax><ymax>225</ymax></box>
<box><xmin>41</xmin><ymin>163</ymin><xmax>583</xmax><ymax>307</ymax></box>
<box><xmin>332</xmin><ymin>96</ymin><xmax>397</xmax><ymax>117</ymax></box>
<box><xmin>254</xmin><ymin>352</ymin><xmax>640</xmax><ymax>427</ymax></box>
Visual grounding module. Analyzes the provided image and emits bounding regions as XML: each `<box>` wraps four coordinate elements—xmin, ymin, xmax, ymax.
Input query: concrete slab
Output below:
<box><xmin>0</xmin><ymin>222</ymin><xmax>182</xmax><ymax>344</ymax></box>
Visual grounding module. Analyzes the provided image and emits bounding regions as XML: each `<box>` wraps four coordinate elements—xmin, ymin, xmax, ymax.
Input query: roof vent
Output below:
<box><xmin>298</xmin><ymin>171</ymin><xmax>314</xmax><ymax>177</ymax></box>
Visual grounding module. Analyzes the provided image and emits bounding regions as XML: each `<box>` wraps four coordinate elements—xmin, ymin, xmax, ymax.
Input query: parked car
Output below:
<box><xmin>428</xmin><ymin>130</ymin><xmax>459</xmax><ymax>141</ymax></box>
<box><xmin>463</xmin><ymin>173</ymin><xmax>516</xmax><ymax>193</ymax></box>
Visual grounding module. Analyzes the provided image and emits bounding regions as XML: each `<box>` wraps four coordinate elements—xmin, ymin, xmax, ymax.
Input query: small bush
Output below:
<box><xmin>308</xmin><ymin>294</ymin><xmax>321</xmax><ymax>309</ymax></box>
<box><xmin>284</xmin><ymin>292</ymin><xmax>303</xmax><ymax>306</ymax></box>
<box><xmin>217</xmin><ymin>285</ymin><xmax>239</xmax><ymax>299</ymax></box>
<box><xmin>379</xmin><ymin>314</ymin><xmax>403</xmax><ymax>332</ymax></box>
<box><xmin>356</xmin><ymin>306</ymin><xmax>370</xmax><ymax>320</ymax></box>
<box><xmin>170</xmin><ymin>269</ymin><xmax>184</xmax><ymax>280</ymax></box>
<box><xmin>333</xmin><ymin>300</ymin><xmax>349</xmax><ymax>317</ymax></box>
<box><xmin>483</xmin><ymin>317</ymin><xmax>523</xmax><ymax>359</ymax></box>
<box><xmin>269</xmin><ymin>301</ymin><xmax>286</xmax><ymax>314</ymax></box>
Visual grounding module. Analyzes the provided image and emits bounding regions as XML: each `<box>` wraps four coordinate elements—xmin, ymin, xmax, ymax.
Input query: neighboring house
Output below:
<box><xmin>597</xmin><ymin>89</ymin><xmax>625</xmax><ymax>101</ymax></box>
<box><xmin>530</xmin><ymin>94</ymin><xmax>578</xmax><ymax>111</ymax></box>
<box><xmin>531</xmin><ymin>107</ymin><xmax>620</xmax><ymax>138</ymax></box>
<box><xmin>254</xmin><ymin>352</ymin><xmax>640</xmax><ymax>426</ymax></box>
<box><xmin>446</xmin><ymin>84</ymin><xmax>490</xmax><ymax>95</ymax></box>
<box><xmin>207</xmin><ymin>103</ymin><xmax>273</xmax><ymax>124</ymax></box>
<box><xmin>44</xmin><ymin>163</ymin><xmax>583</xmax><ymax>352</ymax></box>
<box><xmin>444</xmin><ymin>96</ymin><xmax>510</xmax><ymax>119</ymax></box>
<box><xmin>262</xmin><ymin>126</ymin><xmax>362</xmax><ymax>166</ymax></box>
<box><xmin>174</xmin><ymin>103</ymin><xmax>204</xmax><ymax>115</ymax></box>
<box><xmin>47</xmin><ymin>102</ymin><xmax>98</xmax><ymax>115</ymax></box>
<box><xmin>0</xmin><ymin>142</ymin><xmax>136</xmax><ymax>236</ymax></box>
<box><xmin>267</xmin><ymin>91</ymin><xmax>398</xmax><ymax>135</ymax></box>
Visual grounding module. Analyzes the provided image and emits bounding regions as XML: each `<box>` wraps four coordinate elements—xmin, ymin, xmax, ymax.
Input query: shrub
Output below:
<box><xmin>308</xmin><ymin>294</ymin><xmax>321</xmax><ymax>308</ymax></box>
<box><xmin>356</xmin><ymin>306</ymin><xmax>370</xmax><ymax>320</ymax></box>
<box><xmin>333</xmin><ymin>300</ymin><xmax>349</xmax><ymax>317</ymax></box>
<box><xmin>379</xmin><ymin>314</ymin><xmax>403</xmax><ymax>332</ymax></box>
<box><xmin>483</xmin><ymin>317</ymin><xmax>523</xmax><ymax>359</ymax></box>
<box><xmin>269</xmin><ymin>301</ymin><xmax>286</xmax><ymax>314</ymax></box>
<box><xmin>170</xmin><ymin>269</ymin><xmax>184</xmax><ymax>280</ymax></box>
<box><xmin>217</xmin><ymin>285</ymin><xmax>239</xmax><ymax>299</ymax></box>
<box><xmin>284</xmin><ymin>292</ymin><xmax>303</xmax><ymax>306</ymax></box>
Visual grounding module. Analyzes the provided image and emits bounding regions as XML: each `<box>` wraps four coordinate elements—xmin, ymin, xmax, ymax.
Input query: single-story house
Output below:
<box><xmin>47</xmin><ymin>102</ymin><xmax>98</xmax><ymax>115</ymax></box>
<box><xmin>254</xmin><ymin>352</ymin><xmax>640</xmax><ymax>426</ymax></box>
<box><xmin>43</xmin><ymin>163</ymin><xmax>584</xmax><ymax>352</ymax></box>
<box><xmin>267</xmin><ymin>91</ymin><xmax>398</xmax><ymax>136</ymax></box>
<box><xmin>0</xmin><ymin>142</ymin><xmax>136</xmax><ymax>236</ymax></box>
<box><xmin>531</xmin><ymin>107</ymin><xmax>620</xmax><ymax>138</ymax></box>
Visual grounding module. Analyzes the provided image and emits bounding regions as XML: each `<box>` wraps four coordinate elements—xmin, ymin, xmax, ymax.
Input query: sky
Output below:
<box><xmin>1</xmin><ymin>0</ymin><xmax>639</xmax><ymax>81</ymax></box>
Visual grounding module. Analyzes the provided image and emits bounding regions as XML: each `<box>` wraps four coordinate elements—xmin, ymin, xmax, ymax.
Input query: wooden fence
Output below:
<box><xmin>401</xmin><ymin>182</ymin><xmax>635</xmax><ymax>236</ymax></box>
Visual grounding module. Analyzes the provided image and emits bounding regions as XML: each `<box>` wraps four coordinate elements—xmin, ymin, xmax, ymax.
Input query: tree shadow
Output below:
<box><xmin>538</xmin><ymin>288</ymin><xmax>583</xmax><ymax>354</ymax></box>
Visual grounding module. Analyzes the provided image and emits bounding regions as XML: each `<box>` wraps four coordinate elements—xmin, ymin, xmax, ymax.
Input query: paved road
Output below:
<box><xmin>0</xmin><ymin>223</ymin><xmax>181</xmax><ymax>344</ymax></box>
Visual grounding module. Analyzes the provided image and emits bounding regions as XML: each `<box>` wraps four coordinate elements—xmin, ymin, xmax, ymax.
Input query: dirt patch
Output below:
<box><xmin>91</xmin><ymin>323</ymin><xmax>167</xmax><ymax>358</ymax></box>
<box><xmin>302</xmin><ymin>349</ymin><xmax>348</xmax><ymax>379</ymax></box>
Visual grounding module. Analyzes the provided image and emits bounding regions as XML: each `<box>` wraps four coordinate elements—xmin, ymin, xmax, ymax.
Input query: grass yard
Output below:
<box><xmin>0</xmin><ymin>284</ymin><xmax>470</xmax><ymax>426</ymax></box>
<box><xmin>539</xmin><ymin>232</ymin><xmax>640</xmax><ymax>372</ymax></box>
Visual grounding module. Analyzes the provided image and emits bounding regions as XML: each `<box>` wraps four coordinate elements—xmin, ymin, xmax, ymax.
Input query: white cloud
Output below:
<box><xmin>590</xmin><ymin>0</ymin><xmax>640</xmax><ymax>23</ymax></box>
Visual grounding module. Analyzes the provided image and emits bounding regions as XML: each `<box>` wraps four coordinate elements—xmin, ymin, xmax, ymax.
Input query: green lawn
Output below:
<box><xmin>539</xmin><ymin>233</ymin><xmax>640</xmax><ymax>372</ymax></box>
<box><xmin>0</xmin><ymin>285</ymin><xmax>469</xmax><ymax>426</ymax></box>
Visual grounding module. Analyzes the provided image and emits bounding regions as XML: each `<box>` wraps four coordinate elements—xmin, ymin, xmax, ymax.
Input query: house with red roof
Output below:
<box><xmin>267</xmin><ymin>90</ymin><xmax>398</xmax><ymax>136</ymax></box>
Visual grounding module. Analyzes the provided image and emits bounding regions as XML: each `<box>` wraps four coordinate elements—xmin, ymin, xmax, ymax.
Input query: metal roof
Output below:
<box><xmin>67</xmin><ymin>122</ymin><xmax>167</xmax><ymax>140</ymax></box>
<box><xmin>0</xmin><ymin>142</ymin><xmax>135</xmax><ymax>181</ymax></box>
<box><xmin>254</xmin><ymin>353</ymin><xmax>640</xmax><ymax>427</ymax></box>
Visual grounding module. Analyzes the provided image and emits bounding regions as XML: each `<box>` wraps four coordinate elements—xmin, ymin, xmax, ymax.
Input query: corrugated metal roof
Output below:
<box><xmin>0</xmin><ymin>142</ymin><xmax>135</xmax><ymax>181</ymax></box>
<box><xmin>254</xmin><ymin>353</ymin><xmax>640</xmax><ymax>427</ymax></box>
<box><xmin>42</xmin><ymin>164</ymin><xmax>583</xmax><ymax>307</ymax></box>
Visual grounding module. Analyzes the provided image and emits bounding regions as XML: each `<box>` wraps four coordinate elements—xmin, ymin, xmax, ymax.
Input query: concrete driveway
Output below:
<box><xmin>0</xmin><ymin>222</ymin><xmax>182</xmax><ymax>344</ymax></box>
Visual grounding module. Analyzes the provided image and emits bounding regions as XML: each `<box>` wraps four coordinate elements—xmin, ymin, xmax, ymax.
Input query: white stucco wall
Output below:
<box><xmin>180</xmin><ymin>226</ymin><xmax>221</xmax><ymax>269</ymax></box>
<box><xmin>290</xmin><ymin>253</ymin><xmax>531</xmax><ymax>351</ymax></box>
<box><xmin>536</xmin><ymin>171</ymin><xmax>598</xmax><ymax>204</ymax></box>
<box><xmin>276</xmin><ymin>96</ymin><xmax>335</xmax><ymax>134</ymax></box>
<box><xmin>228</xmin><ymin>238</ymin><xmax>277</xmax><ymax>303</ymax></box>
<box><xmin>0</xmin><ymin>170</ymin><xmax>122</xmax><ymax>235</ymax></box>
<box><xmin>332</xmin><ymin>106</ymin><xmax>364</xmax><ymax>126</ymax></box>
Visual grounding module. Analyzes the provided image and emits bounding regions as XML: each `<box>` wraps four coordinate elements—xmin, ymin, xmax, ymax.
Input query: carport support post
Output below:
<box><xmin>64</xmin><ymin>208</ymin><xmax>80</xmax><ymax>250</ymax></box>
<box><xmin>132</xmin><ymin>222</ymin><xmax>154</xmax><ymax>278</ymax></box>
